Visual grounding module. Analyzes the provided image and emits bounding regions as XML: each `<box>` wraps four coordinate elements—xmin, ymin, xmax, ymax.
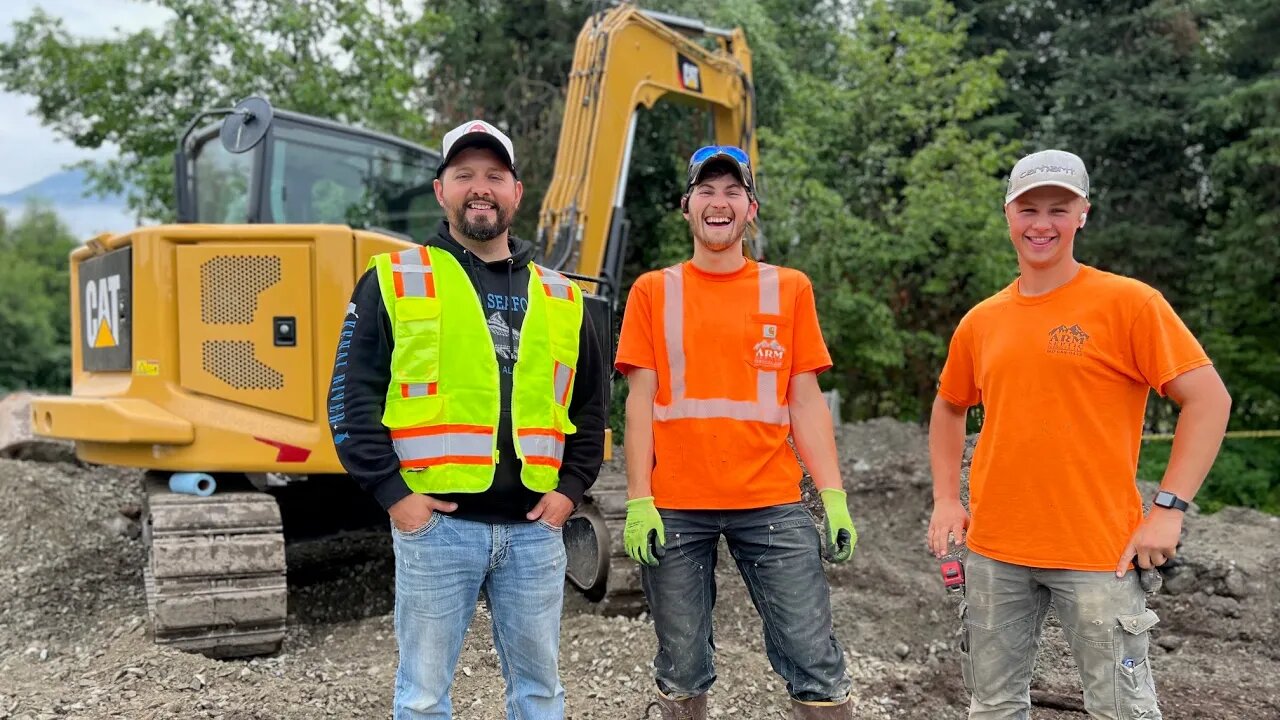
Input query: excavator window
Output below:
<box><xmin>192</xmin><ymin>136</ymin><xmax>253</xmax><ymax>223</ymax></box>
<box><xmin>188</xmin><ymin>117</ymin><xmax>444</xmax><ymax>240</ymax></box>
<box><xmin>267</xmin><ymin>121</ymin><xmax>443</xmax><ymax>236</ymax></box>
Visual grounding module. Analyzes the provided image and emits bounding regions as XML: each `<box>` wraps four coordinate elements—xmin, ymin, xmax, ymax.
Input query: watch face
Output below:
<box><xmin>1154</xmin><ymin>491</ymin><xmax>1175</xmax><ymax>506</ymax></box>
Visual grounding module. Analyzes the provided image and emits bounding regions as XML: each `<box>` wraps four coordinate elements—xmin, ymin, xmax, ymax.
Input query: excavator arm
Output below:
<box><xmin>537</xmin><ymin>3</ymin><xmax>759</xmax><ymax>302</ymax></box>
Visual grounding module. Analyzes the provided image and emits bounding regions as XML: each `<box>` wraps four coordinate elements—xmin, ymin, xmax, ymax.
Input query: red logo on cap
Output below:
<box><xmin>469</xmin><ymin>123</ymin><xmax>487</xmax><ymax>133</ymax></box>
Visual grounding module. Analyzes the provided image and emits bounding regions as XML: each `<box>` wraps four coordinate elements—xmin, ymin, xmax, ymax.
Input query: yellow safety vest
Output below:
<box><xmin>370</xmin><ymin>245</ymin><xmax>584</xmax><ymax>494</ymax></box>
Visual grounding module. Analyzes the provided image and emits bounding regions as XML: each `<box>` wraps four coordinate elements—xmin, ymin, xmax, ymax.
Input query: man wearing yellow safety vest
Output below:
<box><xmin>328</xmin><ymin>119</ymin><xmax>607</xmax><ymax>720</ymax></box>
<box><xmin>615</xmin><ymin>147</ymin><xmax>858</xmax><ymax>720</ymax></box>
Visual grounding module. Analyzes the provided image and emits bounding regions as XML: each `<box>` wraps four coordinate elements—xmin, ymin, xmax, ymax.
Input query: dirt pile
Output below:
<box><xmin>0</xmin><ymin>418</ymin><xmax>1277</xmax><ymax>719</ymax></box>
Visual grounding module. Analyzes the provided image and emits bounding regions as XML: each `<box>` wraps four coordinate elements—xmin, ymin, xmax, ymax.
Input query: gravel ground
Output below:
<box><xmin>1</xmin><ymin>418</ymin><xmax>1277</xmax><ymax>719</ymax></box>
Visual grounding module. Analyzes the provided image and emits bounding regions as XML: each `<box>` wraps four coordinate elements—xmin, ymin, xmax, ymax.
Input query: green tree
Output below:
<box><xmin>760</xmin><ymin>0</ymin><xmax>1017</xmax><ymax>419</ymax></box>
<box><xmin>417</xmin><ymin>0</ymin><xmax>594</xmax><ymax>242</ymax></box>
<box><xmin>0</xmin><ymin>0</ymin><xmax>448</xmax><ymax>222</ymax></box>
<box><xmin>956</xmin><ymin>0</ymin><xmax>1220</xmax><ymax>312</ymax></box>
<box><xmin>1194</xmin><ymin>0</ymin><xmax>1280</xmax><ymax>428</ymax></box>
<box><xmin>0</xmin><ymin>204</ymin><xmax>79</xmax><ymax>391</ymax></box>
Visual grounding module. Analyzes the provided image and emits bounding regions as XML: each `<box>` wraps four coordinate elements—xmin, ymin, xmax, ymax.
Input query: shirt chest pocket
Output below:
<box><xmin>743</xmin><ymin>313</ymin><xmax>793</xmax><ymax>374</ymax></box>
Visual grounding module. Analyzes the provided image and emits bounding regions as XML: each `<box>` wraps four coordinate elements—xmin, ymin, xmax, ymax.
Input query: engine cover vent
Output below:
<box><xmin>202</xmin><ymin>340</ymin><xmax>285</xmax><ymax>390</ymax></box>
<box><xmin>200</xmin><ymin>256</ymin><xmax>282</xmax><ymax>325</ymax></box>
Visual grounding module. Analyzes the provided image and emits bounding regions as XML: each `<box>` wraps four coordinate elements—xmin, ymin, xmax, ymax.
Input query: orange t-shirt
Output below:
<box><xmin>938</xmin><ymin>265</ymin><xmax>1212</xmax><ymax>571</ymax></box>
<box><xmin>615</xmin><ymin>260</ymin><xmax>832</xmax><ymax>509</ymax></box>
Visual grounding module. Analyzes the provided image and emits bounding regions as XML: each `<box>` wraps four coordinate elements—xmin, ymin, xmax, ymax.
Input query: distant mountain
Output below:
<box><xmin>0</xmin><ymin>169</ymin><xmax>137</xmax><ymax>239</ymax></box>
<box><xmin>0</xmin><ymin>168</ymin><xmax>128</xmax><ymax>206</ymax></box>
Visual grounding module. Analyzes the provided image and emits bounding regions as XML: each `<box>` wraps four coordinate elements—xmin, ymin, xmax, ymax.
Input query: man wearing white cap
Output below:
<box><xmin>926</xmin><ymin>149</ymin><xmax>1231</xmax><ymax>718</ymax></box>
<box><xmin>329</xmin><ymin>119</ymin><xmax>608</xmax><ymax>719</ymax></box>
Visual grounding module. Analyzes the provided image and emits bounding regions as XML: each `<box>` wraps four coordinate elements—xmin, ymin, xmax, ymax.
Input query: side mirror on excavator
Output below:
<box><xmin>174</xmin><ymin>95</ymin><xmax>275</xmax><ymax>222</ymax></box>
<box><xmin>219</xmin><ymin>96</ymin><xmax>274</xmax><ymax>154</ymax></box>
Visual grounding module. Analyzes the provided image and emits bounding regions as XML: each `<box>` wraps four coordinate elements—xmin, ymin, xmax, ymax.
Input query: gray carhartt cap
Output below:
<box><xmin>1004</xmin><ymin>149</ymin><xmax>1090</xmax><ymax>205</ymax></box>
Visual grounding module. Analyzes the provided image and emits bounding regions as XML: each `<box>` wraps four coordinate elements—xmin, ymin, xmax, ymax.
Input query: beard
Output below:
<box><xmin>448</xmin><ymin>197</ymin><xmax>513</xmax><ymax>242</ymax></box>
<box><xmin>691</xmin><ymin>220</ymin><xmax>742</xmax><ymax>253</ymax></box>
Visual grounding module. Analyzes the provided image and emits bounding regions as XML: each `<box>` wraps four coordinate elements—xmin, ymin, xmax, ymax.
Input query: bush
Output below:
<box><xmin>0</xmin><ymin>203</ymin><xmax>78</xmax><ymax>393</ymax></box>
<box><xmin>1137</xmin><ymin>438</ymin><xmax>1280</xmax><ymax>515</ymax></box>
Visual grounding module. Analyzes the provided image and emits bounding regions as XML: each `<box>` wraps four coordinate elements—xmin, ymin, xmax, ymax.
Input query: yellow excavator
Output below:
<box><xmin>30</xmin><ymin>2</ymin><xmax>758</xmax><ymax>658</ymax></box>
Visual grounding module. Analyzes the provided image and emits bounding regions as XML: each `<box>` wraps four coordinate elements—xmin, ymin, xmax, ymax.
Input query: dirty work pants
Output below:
<box><xmin>960</xmin><ymin>551</ymin><xmax>1162</xmax><ymax>720</ymax></box>
<box><xmin>641</xmin><ymin>503</ymin><xmax>852</xmax><ymax>702</ymax></box>
<box><xmin>391</xmin><ymin>512</ymin><xmax>568</xmax><ymax>720</ymax></box>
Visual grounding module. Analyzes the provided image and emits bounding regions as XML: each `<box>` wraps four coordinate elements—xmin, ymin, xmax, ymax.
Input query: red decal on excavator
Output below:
<box><xmin>254</xmin><ymin>437</ymin><xmax>312</xmax><ymax>463</ymax></box>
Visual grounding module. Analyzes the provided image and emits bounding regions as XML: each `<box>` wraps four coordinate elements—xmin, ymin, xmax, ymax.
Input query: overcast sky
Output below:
<box><xmin>0</xmin><ymin>1</ymin><xmax>172</xmax><ymax>195</ymax></box>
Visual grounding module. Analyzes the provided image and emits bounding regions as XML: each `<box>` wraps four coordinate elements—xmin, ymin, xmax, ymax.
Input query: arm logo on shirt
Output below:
<box><xmin>1048</xmin><ymin>324</ymin><xmax>1090</xmax><ymax>357</ymax></box>
<box><xmin>752</xmin><ymin>338</ymin><xmax>786</xmax><ymax>370</ymax></box>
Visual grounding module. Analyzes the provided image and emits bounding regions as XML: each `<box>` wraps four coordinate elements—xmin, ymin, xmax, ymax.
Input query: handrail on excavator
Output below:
<box><xmin>536</xmin><ymin>2</ymin><xmax>759</xmax><ymax>304</ymax></box>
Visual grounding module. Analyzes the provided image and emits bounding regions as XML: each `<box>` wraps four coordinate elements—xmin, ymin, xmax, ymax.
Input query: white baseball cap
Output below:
<box><xmin>437</xmin><ymin>119</ymin><xmax>517</xmax><ymax>178</ymax></box>
<box><xmin>1005</xmin><ymin>149</ymin><xmax>1089</xmax><ymax>205</ymax></box>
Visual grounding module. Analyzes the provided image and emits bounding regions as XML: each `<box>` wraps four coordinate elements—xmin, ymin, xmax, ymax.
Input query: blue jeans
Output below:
<box><xmin>641</xmin><ymin>503</ymin><xmax>851</xmax><ymax>702</ymax></box>
<box><xmin>960</xmin><ymin>551</ymin><xmax>1161</xmax><ymax>720</ymax></box>
<box><xmin>391</xmin><ymin>512</ymin><xmax>568</xmax><ymax>720</ymax></box>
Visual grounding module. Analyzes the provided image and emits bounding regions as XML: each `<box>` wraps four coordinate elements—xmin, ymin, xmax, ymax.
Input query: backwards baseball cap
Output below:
<box><xmin>437</xmin><ymin>119</ymin><xmax>517</xmax><ymax>179</ymax></box>
<box><xmin>1004</xmin><ymin>149</ymin><xmax>1089</xmax><ymax>205</ymax></box>
<box><xmin>685</xmin><ymin>145</ymin><xmax>756</xmax><ymax>201</ymax></box>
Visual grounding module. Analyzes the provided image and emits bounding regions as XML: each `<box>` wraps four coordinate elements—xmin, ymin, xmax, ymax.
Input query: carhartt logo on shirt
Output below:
<box><xmin>1047</xmin><ymin>324</ymin><xmax>1090</xmax><ymax>357</ymax></box>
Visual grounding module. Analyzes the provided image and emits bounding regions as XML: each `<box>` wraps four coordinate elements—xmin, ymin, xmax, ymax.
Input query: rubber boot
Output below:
<box><xmin>645</xmin><ymin>691</ymin><xmax>707</xmax><ymax>720</ymax></box>
<box><xmin>790</xmin><ymin>695</ymin><xmax>854</xmax><ymax>719</ymax></box>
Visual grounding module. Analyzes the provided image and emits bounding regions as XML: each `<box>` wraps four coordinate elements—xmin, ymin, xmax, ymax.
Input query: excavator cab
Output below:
<box><xmin>174</xmin><ymin>97</ymin><xmax>445</xmax><ymax>239</ymax></box>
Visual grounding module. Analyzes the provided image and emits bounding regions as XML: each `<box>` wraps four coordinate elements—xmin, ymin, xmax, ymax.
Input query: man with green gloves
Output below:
<box><xmin>614</xmin><ymin>145</ymin><xmax>858</xmax><ymax>719</ymax></box>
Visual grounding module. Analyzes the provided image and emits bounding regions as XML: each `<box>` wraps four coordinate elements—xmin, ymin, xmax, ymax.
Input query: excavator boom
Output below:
<box><xmin>539</xmin><ymin>4</ymin><xmax>758</xmax><ymax>299</ymax></box>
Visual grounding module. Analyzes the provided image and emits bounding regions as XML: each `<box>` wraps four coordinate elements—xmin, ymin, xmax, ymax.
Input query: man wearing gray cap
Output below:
<box><xmin>925</xmin><ymin>149</ymin><xmax>1231</xmax><ymax>718</ymax></box>
<box><xmin>328</xmin><ymin>119</ymin><xmax>608</xmax><ymax>719</ymax></box>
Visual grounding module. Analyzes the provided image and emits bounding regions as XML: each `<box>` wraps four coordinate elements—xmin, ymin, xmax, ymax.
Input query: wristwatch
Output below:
<box><xmin>1153</xmin><ymin>490</ymin><xmax>1189</xmax><ymax>512</ymax></box>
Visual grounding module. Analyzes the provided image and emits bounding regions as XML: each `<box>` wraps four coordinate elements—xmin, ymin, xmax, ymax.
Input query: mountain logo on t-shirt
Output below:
<box><xmin>1047</xmin><ymin>324</ymin><xmax>1090</xmax><ymax>357</ymax></box>
<box><xmin>752</xmin><ymin>337</ymin><xmax>786</xmax><ymax>370</ymax></box>
<box><xmin>489</xmin><ymin>311</ymin><xmax>521</xmax><ymax>362</ymax></box>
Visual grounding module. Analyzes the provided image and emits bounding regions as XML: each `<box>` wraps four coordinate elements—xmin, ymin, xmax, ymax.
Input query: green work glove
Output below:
<box><xmin>820</xmin><ymin>488</ymin><xmax>857</xmax><ymax>563</ymax></box>
<box><xmin>624</xmin><ymin>496</ymin><xmax>666</xmax><ymax>567</ymax></box>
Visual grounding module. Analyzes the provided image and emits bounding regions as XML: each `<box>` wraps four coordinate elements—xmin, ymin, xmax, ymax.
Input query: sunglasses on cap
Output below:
<box><xmin>690</xmin><ymin>144</ymin><xmax>751</xmax><ymax>166</ymax></box>
<box><xmin>686</xmin><ymin>145</ymin><xmax>755</xmax><ymax>197</ymax></box>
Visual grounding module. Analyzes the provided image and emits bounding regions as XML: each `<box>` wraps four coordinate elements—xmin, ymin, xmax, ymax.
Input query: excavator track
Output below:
<box><xmin>579</xmin><ymin>470</ymin><xmax>648</xmax><ymax>616</ymax></box>
<box><xmin>142</xmin><ymin>474</ymin><xmax>287</xmax><ymax>658</ymax></box>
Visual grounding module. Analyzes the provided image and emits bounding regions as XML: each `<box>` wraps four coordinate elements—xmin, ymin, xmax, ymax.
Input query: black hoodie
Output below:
<box><xmin>328</xmin><ymin>220</ymin><xmax>607</xmax><ymax>523</ymax></box>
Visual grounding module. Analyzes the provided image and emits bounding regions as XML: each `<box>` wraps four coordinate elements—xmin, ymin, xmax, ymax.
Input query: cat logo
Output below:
<box><xmin>678</xmin><ymin>54</ymin><xmax>702</xmax><ymax>92</ymax></box>
<box><xmin>84</xmin><ymin>274</ymin><xmax>122</xmax><ymax>348</ymax></box>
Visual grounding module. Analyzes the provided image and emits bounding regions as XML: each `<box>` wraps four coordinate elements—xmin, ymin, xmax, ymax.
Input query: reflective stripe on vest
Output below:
<box><xmin>553</xmin><ymin>361</ymin><xmax>574</xmax><ymax>405</ymax></box>
<box><xmin>518</xmin><ymin>428</ymin><xmax>565</xmax><ymax>468</ymax></box>
<box><xmin>392</xmin><ymin>247</ymin><xmax>436</xmax><ymax>299</ymax></box>
<box><xmin>535</xmin><ymin>265</ymin><xmax>577</xmax><ymax>301</ymax></box>
<box><xmin>654</xmin><ymin>263</ymin><xmax>789</xmax><ymax>425</ymax></box>
<box><xmin>389</xmin><ymin>424</ymin><xmax>494</xmax><ymax>469</ymax></box>
<box><xmin>401</xmin><ymin>382</ymin><xmax>438</xmax><ymax>398</ymax></box>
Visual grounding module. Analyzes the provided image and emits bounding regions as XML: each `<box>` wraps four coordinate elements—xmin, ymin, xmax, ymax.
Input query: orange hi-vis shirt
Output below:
<box><xmin>938</xmin><ymin>265</ymin><xmax>1212</xmax><ymax>571</ymax></box>
<box><xmin>615</xmin><ymin>260</ymin><xmax>833</xmax><ymax>510</ymax></box>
